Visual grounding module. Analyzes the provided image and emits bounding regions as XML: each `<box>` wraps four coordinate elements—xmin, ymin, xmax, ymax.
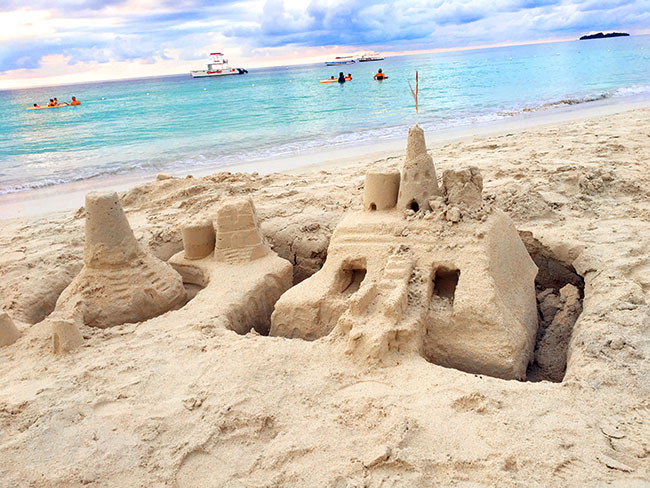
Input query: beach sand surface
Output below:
<box><xmin>1</xmin><ymin>107</ymin><xmax>650</xmax><ymax>486</ymax></box>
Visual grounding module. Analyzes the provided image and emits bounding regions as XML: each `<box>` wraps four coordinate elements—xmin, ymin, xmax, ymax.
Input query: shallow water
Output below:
<box><xmin>0</xmin><ymin>35</ymin><xmax>649</xmax><ymax>195</ymax></box>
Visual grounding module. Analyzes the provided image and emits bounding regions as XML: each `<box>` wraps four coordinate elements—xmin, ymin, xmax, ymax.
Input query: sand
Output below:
<box><xmin>1</xmin><ymin>106</ymin><xmax>650</xmax><ymax>486</ymax></box>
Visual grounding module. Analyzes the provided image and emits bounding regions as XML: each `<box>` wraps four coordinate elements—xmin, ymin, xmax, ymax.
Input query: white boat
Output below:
<box><xmin>325</xmin><ymin>56</ymin><xmax>356</xmax><ymax>66</ymax></box>
<box><xmin>357</xmin><ymin>52</ymin><xmax>385</xmax><ymax>62</ymax></box>
<box><xmin>190</xmin><ymin>53</ymin><xmax>248</xmax><ymax>78</ymax></box>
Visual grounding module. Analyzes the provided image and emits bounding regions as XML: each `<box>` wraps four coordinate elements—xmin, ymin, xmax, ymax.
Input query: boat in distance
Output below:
<box><xmin>357</xmin><ymin>52</ymin><xmax>385</xmax><ymax>62</ymax></box>
<box><xmin>190</xmin><ymin>53</ymin><xmax>248</xmax><ymax>78</ymax></box>
<box><xmin>325</xmin><ymin>56</ymin><xmax>356</xmax><ymax>66</ymax></box>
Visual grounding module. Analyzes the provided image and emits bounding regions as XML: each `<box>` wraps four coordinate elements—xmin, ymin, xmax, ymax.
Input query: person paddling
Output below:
<box><xmin>337</xmin><ymin>72</ymin><xmax>346</xmax><ymax>84</ymax></box>
<box><xmin>373</xmin><ymin>68</ymin><xmax>386</xmax><ymax>80</ymax></box>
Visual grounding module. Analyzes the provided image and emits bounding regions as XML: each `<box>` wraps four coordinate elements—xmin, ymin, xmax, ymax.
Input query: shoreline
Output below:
<box><xmin>2</xmin><ymin>95</ymin><xmax>649</xmax><ymax>220</ymax></box>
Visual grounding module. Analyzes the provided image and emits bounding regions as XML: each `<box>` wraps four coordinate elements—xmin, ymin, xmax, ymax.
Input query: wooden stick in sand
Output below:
<box><xmin>408</xmin><ymin>71</ymin><xmax>419</xmax><ymax>113</ymax></box>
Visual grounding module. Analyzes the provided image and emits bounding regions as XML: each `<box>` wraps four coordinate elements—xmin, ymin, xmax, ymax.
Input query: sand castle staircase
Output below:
<box><xmin>332</xmin><ymin>251</ymin><xmax>426</xmax><ymax>363</ymax></box>
<box><xmin>168</xmin><ymin>197</ymin><xmax>293</xmax><ymax>336</ymax></box>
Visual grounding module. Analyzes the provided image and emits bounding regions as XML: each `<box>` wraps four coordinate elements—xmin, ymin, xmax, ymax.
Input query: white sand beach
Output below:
<box><xmin>1</xmin><ymin>105</ymin><xmax>650</xmax><ymax>486</ymax></box>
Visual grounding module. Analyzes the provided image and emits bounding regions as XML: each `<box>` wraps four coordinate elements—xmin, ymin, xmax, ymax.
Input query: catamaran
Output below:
<box><xmin>325</xmin><ymin>56</ymin><xmax>356</xmax><ymax>66</ymax></box>
<box><xmin>357</xmin><ymin>52</ymin><xmax>385</xmax><ymax>62</ymax></box>
<box><xmin>190</xmin><ymin>53</ymin><xmax>248</xmax><ymax>78</ymax></box>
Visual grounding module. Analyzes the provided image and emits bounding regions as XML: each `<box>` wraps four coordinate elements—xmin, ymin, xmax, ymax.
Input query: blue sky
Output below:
<box><xmin>0</xmin><ymin>0</ymin><xmax>648</xmax><ymax>88</ymax></box>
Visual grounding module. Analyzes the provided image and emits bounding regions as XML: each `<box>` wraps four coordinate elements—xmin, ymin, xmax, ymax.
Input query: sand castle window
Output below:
<box><xmin>433</xmin><ymin>267</ymin><xmax>460</xmax><ymax>301</ymax></box>
<box><xmin>339</xmin><ymin>265</ymin><xmax>367</xmax><ymax>295</ymax></box>
<box><xmin>409</xmin><ymin>200</ymin><xmax>420</xmax><ymax>212</ymax></box>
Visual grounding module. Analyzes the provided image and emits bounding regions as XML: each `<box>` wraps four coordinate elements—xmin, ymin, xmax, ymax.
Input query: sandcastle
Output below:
<box><xmin>49</xmin><ymin>192</ymin><xmax>187</xmax><ymax>350</ymax></box>
<box><xmin>0</xmin><ymin>311</ymin><xmax>20</xmax><ymax>347</ymax></box>
<box><xmin>271</xmin><ymin>125</ymin><xmax>539</xmax><ymax>380</ymax></box>
<box><xmin>168</xmin><ymin>197</ymin><xmax>293</xmax><ymax>335</ymax></box>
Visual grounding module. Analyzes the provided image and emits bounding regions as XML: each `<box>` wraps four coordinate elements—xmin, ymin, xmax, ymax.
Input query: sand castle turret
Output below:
<box><xmin>169</xmin><ymin>197</ymin><xmax>293</xmax><ymax>335</ymax></box>
<box><xmin>52</xmin><ymin>191</ymin><xmax>186</xmax><ymax>330</ymax></box>
<box><xmin>396</xmin><ymin>125</ymin><xmax>441</xmax><ymax>211</ymax></box>
<box><xmin>0</xmin><ymin>311</ymin><xmax>20</xmax><ymax>347</ymax></box>
<box><xmin>363</xmin><ymin>172</ymin><xmax>401</xmax><ymax>211</ymax></box>
<box><xmin>270</xmin><ymin>126</ymin><xmax>538</xmax><ymax>380</ymax></box>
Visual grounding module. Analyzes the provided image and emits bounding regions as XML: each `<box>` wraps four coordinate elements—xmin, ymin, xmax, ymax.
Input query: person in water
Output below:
<box><xmin>69</xmin><ymin>96</ymin><xmax>81</xmax><ymax>105</ymax></box>
<box><xmin>47</xmin><ymin>99</ymin><xmax>55</xmax><ymax>107</ymax></box>
<box><xmin>338</xmin><ymin>72</ymin><xmax>346</xmax><ymax>84</ymax></box>
<box><xmin>345</xmin><ymin>73</ymin><xmax>352</xmax><ymax>80</ymax></box>
<box><xmin>373</xmin><ymin>68</ymin><xmax>386</xmax><ymax>80</ymax></box>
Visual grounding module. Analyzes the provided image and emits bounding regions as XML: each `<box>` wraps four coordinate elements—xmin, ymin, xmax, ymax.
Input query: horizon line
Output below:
<box><xmin>1</xmin><ymin>33</ymin><xmax>642</xmax><ymax>92</ymax></box>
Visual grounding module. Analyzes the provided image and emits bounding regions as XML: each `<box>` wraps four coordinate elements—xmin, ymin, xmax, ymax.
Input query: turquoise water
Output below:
<box><xmin>1</xmin><ymin>35</ymin><xmax>649</xmax><ymax>195</ymax></box>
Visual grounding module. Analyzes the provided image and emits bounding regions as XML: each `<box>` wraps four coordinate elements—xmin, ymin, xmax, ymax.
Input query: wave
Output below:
<box><xmin>3</xmin><ymin>82</ymin><xmax>649</xmax><ymax>197</ymax></box>
<box><xmin>498</xmin><ymin>83</ymin><xmax>650</xmax><ymax>117</ymax></box>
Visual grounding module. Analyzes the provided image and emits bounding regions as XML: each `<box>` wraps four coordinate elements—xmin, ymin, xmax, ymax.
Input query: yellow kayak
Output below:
<box><xmin>27</xmin><ymin>104</ymin><xmax>69</xmax><ymax>110</ymax></box>
<box><xmin>319</xmin><ymin>78</ymin><xmax>352</xmax><ymax>83</ymax></box>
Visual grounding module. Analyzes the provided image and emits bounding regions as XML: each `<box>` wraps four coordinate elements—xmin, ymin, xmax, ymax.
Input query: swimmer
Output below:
<box><xmin>345</xmin><ymin>73</ymin><xmax>352</xmax><ymax>81</ymax></box>
<box><xmin>69</xmin><ymin>96</ymin><xmax>81</xmax><ymax>106</ymax></box>
<box><xmin>338</xmin><ymin>72</ymin><xmax>345</xmax><ymax>84</ymax></box>
<box><xmin>373</xmin><ymin>68</ymin><xmax>386</xmax><ymax>80</ymax></box>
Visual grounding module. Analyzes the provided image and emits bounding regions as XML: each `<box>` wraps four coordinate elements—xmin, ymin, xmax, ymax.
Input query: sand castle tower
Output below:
<box><xmin>0</xmin><ymin>311</ymin><xmax>20</xmax><ymax>347</ymax></box>
<box><xmin>169</xmin><ymin>197</ymin><xmax>293</xmax><ymax>335</ymax></box>
<box><xmin>270</xmin><ymin>125</ymin><xmax>538</xmax><ymax>380</ymax></box>
<box><xmin>52</xmin><ymin>192</ymin><xmax>186</xmax><ymax>330</ymax></box>
<box><xmin>396</xmin><ymin>125</ymin><xmax>441</xmax><ymax>212</ymax></box>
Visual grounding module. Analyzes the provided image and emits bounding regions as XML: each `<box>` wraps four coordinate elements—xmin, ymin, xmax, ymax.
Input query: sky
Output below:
<box><xmin>0</xmin><ymin>0</ymin><xmax>648</xmax><ymax>89</ymax></box>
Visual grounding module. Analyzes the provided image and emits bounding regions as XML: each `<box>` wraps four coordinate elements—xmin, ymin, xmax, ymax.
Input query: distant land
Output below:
<box><xmin>580</xmin><ymin>31</ymin><xmax>630</xmax><ymax>40</ymax></box>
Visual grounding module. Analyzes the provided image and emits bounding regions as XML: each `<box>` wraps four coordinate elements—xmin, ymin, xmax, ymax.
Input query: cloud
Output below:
<box><xmin>0</xmin><ymin>0</ymin><xmax>648</xmax><ymax>85</ymax></box>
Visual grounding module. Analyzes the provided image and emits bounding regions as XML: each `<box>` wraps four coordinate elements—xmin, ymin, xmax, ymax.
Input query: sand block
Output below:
<box><xmin>0</xmin><ymin>311</ymin><xmax>20</xmax><ymax>347</ymax></box>
<box><xmin>271</xmin><ymin>130</ymin><xmax>537</xmax><ymax>379</ymax></box>
<box><xmin>53</xmin><ymin>191</ymin><xmax>186</xmax><ymax>329</ymax></box>
<box><xmin>51</xmin><ymin>318</ymin><xmax>84</xmax><ymax>354</ymax></box>
<box><xmin>169</xmin><ymin>197</ymin><xmax>293</xmax><ymax>335</ymax></box>
<box><xmin>396</xmin><ymin>125</ymin><xmax>441</xmax><ymax>212</ymax></box>
<box><xmin>443</xmin><ymin>166</ymin><xmax>483</xmax><ymax>207</ymax></box>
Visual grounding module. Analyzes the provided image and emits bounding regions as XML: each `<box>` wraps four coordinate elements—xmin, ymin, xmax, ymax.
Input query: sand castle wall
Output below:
<box><xmin>169</xmin><ymin>197</ymin><xmax>292</xmax><ymax>336</ymax></box>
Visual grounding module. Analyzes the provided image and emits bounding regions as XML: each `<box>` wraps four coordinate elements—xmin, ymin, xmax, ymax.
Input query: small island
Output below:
<box><xmin>580</xmin><ymin>31</ymin><xmax>629</xmax><ymax>40</ymax></box>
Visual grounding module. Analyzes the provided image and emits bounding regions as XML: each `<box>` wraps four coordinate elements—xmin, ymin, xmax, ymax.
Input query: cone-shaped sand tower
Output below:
<box><xmin>52</xmin><ymin>191</ymin><xmax>186</xmax><ymax>329</ymax></box>
<box><xmin>169</xmin><ymin>197</ymin><xmax>293</xmax><ymax>335</ymax></box>
<box><xmin>0</xmin><ymin>311</ymin><xmax>20</xmax><ymax>347</ymax></box>
<box><xmin>270</xmin><ymin>125</ymin><xmax>538</xmax><ymax>380</ymax></box>
<box><xmin>396</xmin><ymin>125</ymin><xmax>441</xmax><ymax>212</ymax></box>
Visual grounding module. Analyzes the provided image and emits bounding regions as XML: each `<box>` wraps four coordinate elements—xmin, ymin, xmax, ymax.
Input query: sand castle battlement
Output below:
<box><xmin>271</xmin><ymin>125</ymin><xmax>539</xmax><ymax>380</ymax></box>
<box><xmin>169</xmin><ymin>197</ymin><xmax>292</xmax><ymax>335</ymax></box>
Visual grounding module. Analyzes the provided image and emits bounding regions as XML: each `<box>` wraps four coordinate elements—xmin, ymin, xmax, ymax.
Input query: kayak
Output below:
<box><xmin>319</xmin><ymin>78</ymin><xmax>352</xmax><ymax>83</ymax></box>
<box><xmin>27</xmin><ymin>104</ymin><xmax>70</xmax><ymax>110</ymax></box>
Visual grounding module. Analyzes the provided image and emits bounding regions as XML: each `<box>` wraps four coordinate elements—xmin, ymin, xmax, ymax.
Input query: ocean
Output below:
<box><xmin>1</xmin><ymin>35</ymin><xmax>649</xmax><ymax>196</ymax></box>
